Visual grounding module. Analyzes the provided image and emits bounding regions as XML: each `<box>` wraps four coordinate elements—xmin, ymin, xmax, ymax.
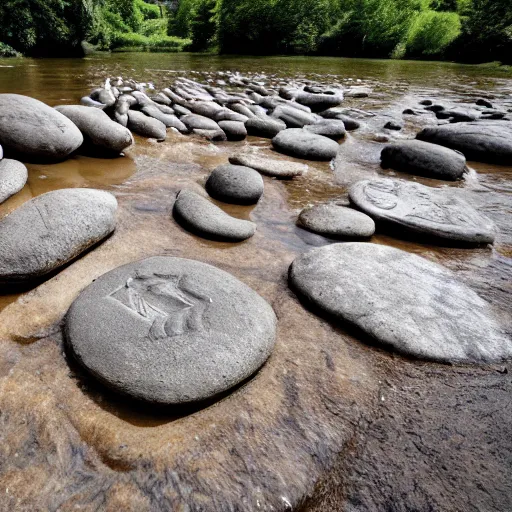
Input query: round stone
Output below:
<box><xmin>349</xmin><ymin>178</ymin><xmax>496</xmax><ymax>244</ymax></box>
<box><xmin>206</xmin><ymin>163</ymin><xmax>264</xmax><ymax>205</ymax></box>
<box><xmin>289</xmin><ymin>243</ymin><xmax>512</xmax><ymax>364</ymax></box>
<box><xmin>298</xmin><ymin>203</ymin><xmax>375</xmax><ymax>238</ymax></box>
<box><xmin>0</xmin><ymin>158</ymin><xmax>28</xmax><ymax>204</ymax></box>
<box><xmin>66</xmin><ymin>256</ymin><xmax>277</xmax><ymax>404</ymax></box>
<box><xmin>272</xmin><ymin>128</ymin><xmax>339</xmax><ymax>161</ymax></box>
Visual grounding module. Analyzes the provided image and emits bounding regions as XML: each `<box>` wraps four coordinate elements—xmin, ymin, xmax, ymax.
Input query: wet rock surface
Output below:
<box><xmin>417</xmin><ymin>121</ymin><xmax>512</xmax><ymax>164</ymax></box>
<box><xmin>289</xmin><ymin>243</ymin><xmax>511</xmax><ymax>363</ymax></box>
<box><xmin>349</xmin><ymin>178</ymin><xmax>496</xmax><ymax>244</ymax></box>
<box><xmin>229</xmin><ymin>152</ymin><xmax>308</xmax><ymax>178</ymax></box>
<box><xmin>272</xmin><ymin>129</ymin><xmax>339</xmax><ymax>161</ymax></box>
<box><xmin>206</xmin><ymin>163</ymin><xmax>264</xmax><ymax>205</ymax></box>
<box><xmin>0</xmin><ymin>158</ymin><xmax>27</xmax><ymax>204</ymax></box>
<box><xmin>298</xmin><ymin>203</ymin><xmax>375</xmax><ymax>239</ymax></box>
<box><xmin>0</xmin><ymin>188</ymin><xmax>117</xmax><ymax>283</ymax></box>
<box><xmin>0</xmin><ymin>94</ymin><xmax>83</xmax><ymax>162</ymax></box>
<box><xmin>127</xmin><ymin>110</ymin><xmax>166</xmax><ymax>140</ymax></box>
<box><xmin>66</xmin><ymin>256</ymin><xmax>276</xmax><ymax>404</ymax></box>
<box><xmin>381</xmin><ymin>139</ymin><xmax>467</xmax><ymax>181</ymax></box>
<box><xmin>173</xmin><ymin>189</ymin><xmax>256</xmax><ymax>242</ymax></box>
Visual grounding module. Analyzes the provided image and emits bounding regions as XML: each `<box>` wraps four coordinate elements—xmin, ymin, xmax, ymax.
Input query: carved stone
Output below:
<box><xmin>65</xmin><ymin>256</ymin><xmax>277</xmax><ymax>404</ymax></box>
<box><xmin>289</xmin><ymin>243</ymin><xmax>512</xmax><ymax>363</ymax></box>
<box><xmin>349</xmin><ymin>178</ymin><xmax>496</xmax><ymax>244</ymax></box>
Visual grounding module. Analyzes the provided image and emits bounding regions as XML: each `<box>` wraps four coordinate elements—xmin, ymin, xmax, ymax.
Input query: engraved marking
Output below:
<box><xmin>34</xmin><ymin>203</ymin><xmax>53</xmax><ymax>237</ymax></box>
<box><xmin>109</xmin><ymin>272</ymin><xmax>210</xmax><ymax>341</ymax></box>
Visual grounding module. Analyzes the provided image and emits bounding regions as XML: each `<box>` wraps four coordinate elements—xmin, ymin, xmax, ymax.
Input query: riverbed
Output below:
<box><xmin>0</xmin><ymin>53</ymin><xmax>511</xmax><ymax>511</ymax></box>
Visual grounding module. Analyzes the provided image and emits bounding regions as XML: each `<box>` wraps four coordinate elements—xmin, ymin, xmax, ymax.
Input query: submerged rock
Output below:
<box><xmin>127</xmin><ymin>110</ymin><xmax>166</xmax><ymax>140</ymax></box>
<box><xmin>298</xmin><ymin>203</ymin><xmax>375</xmax><ymax>239</ymax></box>
<box><xmin>229</xmin><ymin>153</ymin><xmax>307</xmax><ymax>178</ymax></box>
<box><xmin>349</xmin><ymin>178</ymin><xmax>496</xmax><ymax>244</ymax></box>
<box><xmin>206</xmin><ymin>164</ymin><xmax>264</xmax><ymax>205</ymax></box>
<box><xmin>66</xmin><ymin>256</ymin><xmax>277</xmax><ymax>404</ymax></box>
<box><xmin>55</xmin><ymin>105</ymin><xmax>133</xmax><ymax>155</ymax></box>
<box><xmin>289</xmin><ymin>243</ymin><xmax>511</xmax><ymax>363</ymax></box>
<box><xmin>0</xmin><ymin>188</ymin><xmax>117</xmax><ymax>283</ymax></box>
<box><xmin>0</xmin><ymin>94</ymin><xmax>83</xmax><ymax>162</ymax></box>
<box><xmin>416</xmin><ymin>122</ymin><xmax>512</xmax><ymax>164</ymax></box>
<box><xmin>272</xmin><ymin>128</ymin><xmax>339</xmax><ymax>161</ymax></box>
<box><xmin>380</xmin><ymin>140</ymin><xmax>466</xmax><ymax>181</ymax></box>
<box><xmin>173</xmin><ymin>189</ymin><xmax>256</xmax><ymax>242</ymax></box>
<box><xmin>0</xmin><ymin>158</ymin><xmax>28</xmax><ymax>204</ymax></box>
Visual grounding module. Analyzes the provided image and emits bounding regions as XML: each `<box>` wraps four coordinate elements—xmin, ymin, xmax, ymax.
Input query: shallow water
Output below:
<box><xmin>0</xmin><ymin>53</ymin><xmax>511</xmax><ymax>510</ymax></box>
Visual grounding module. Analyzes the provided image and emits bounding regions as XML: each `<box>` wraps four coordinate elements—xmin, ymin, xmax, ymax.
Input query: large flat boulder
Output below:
<box><xmin>66</xmin><ymin>256</ymin><xmax>277</xmax><ymax>404</ymax></box>
<box><xmin>416</xmin><ymin>121</ymin><xmax>512</xmax><ymax>164</ymax></box>
<box><xmin>272</xmin><ymin>129</ymin><xmax>339</xmax><ymax>161</ymax></box>
<box><xmin>0</xmin><ymin>188</ymin><xmax>117</xmax><ymax>283</ymax></box>
<box><xmin>289</xmin><ymin>243</ymin><xmax>512</xmax><ymax>363</ymax></box>
<box><xmin>0</xmin><ymin>94</ymin><xmax>83</xmax><ymax>162</ymax></box>
<box><xmin>349</xmin><ymin>178</ymin><xmax>496</xmax><ymax>244</ymax></box>
<box><xmin>229</xmin><ymin>153</ymin><xmax>307</xmax><ymax>178</ymax></box>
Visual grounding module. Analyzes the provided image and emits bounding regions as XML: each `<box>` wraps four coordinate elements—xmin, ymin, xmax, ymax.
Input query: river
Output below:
<box><xmin>0</xmin><ymin>53</ymin><xmax>511</xmax><ymax>511</ymax></box>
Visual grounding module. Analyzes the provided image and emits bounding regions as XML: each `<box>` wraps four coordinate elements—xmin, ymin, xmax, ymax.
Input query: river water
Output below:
<box><xmin>0</xmin><ymin>53</ymin><xmax>511</xmax><ymax>510</ymax></box>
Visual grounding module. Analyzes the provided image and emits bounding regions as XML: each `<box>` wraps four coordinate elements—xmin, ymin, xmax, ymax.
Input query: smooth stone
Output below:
<box><xmin>181</xmin><ymin>114</ymin><xmax>220</xmax><ymax>131</ymax></box>
<box><xmin>218</xmin><ymin>121</ymin><xmax>247</xmax><ymax>141</ymax></box>
<box><xmin>271</xmin><ymin>105</ymin><xmax>319</xmax><ymax>128</ymax></box>
<box><xmin>186</xmin><ymin>101</ymin><xmax>224</xmax><ymax>119</ymax></box>
<box><xmin>152</xmin><ymin>92</ymin><xmax>173</xmax><ymax>106</ymax></box>
<box><xmin>425</xmin><ymin>104</ymin><xmax>446</xmax><ymax>112</ymax></box>
<box><xmin>295</xmin><ymin>91</ymin><xmax>344</xmax><ymax>112</ymax></box>
<box><xmin>206</xmin><ymin>164</ymin><xmax>264</xmax><ymax>205</ymax></box>
<box><xmin>80</xmin><ymin>96</ymin><xmax>106</xmax><ymax>109</ymax></box>
<box><xmin>304</xmin><ymin>119</ymin><xmax>347</xmax><ymax>140</ymax></box>
<box><xmin>228</xmin><ymin>103</ymin><xmax>255</xmax><ymax>118</ymax></box>
<box><xmin>416</xmin><ymin>121</ymin><xmax>512</xmax><ymax>164</ymax></box>
<box><xmin>384</xmin><ymin>120</ymin><xmax>403</xmax><ymax>131</ymax></box>
<box><xmin>0</xmin><ymin>188</ymin><xmax>117</xmax><ymax>283</ymax></box>
<box><xmin>0</xmin><ymin>94</ymin><xmax>83</xmax><ymax>162</ymax></box>
<box><xmin>272</xmin><ymin>129</ymin><xmax>339</xmax><ymax>161</ymax></box>
<box><xmin>344</xmin><ymin>87</ymin><xmax>371</xmax><ymax>98</ymax></box>
<box><xmin>476</xmin><ymin>98</ymin><xmax>493</xmax><ymax>108</ymax></box>
<box><xmin>215</xmin><ymin>109</ymin><xmax>248</xmax><ymax>123</ymax></box>
<box><xmin>419</xmin><ymin>99</ymin><xmax>433</xmax><ymax>106</ymax></box>
<box><xmin>91</xmin><ymin>88</ymin><xmax>116</xmax><ymax>107</ymax></box>
<box><xmin>229</xmin><ymin>153</ymin><xmax>307</xmax><ymax>178</ymax></box>
<box><xmin>173</xmin><ymin>104</ymin><xmax>192</xmax><ymax>117</ymax></box>
<box><xmin>141</xmin><ymin>105</ymin><xmax>187</xmax><ymax>132</ymax></box>
<box><xmin>318</xmin><ymin>110</ymin><xmax>361</xmax><ymax>130</ymax></box>
<box><xmin>245</xmin><ymin>116</ymin><xmax>286</xmax><ymax>138</ymax></box>
<box><xmin>192</xmin><ymin>128</ymin><xmax>227</xmax><ymax>141</ymax></box>
<box><xmin>380</xmin><ymin>140</ymin><xmax>466</xmax><ymax>181</ymax></box>
<box><xmin>289</xmin><ymin>242</ymin><xmax>511</xmax><ymax>363</ymax></box>
<box><xmin>66</xmin><ymin>256</ymin><xmax>277</xmax><ymax>404</ymax></box>
<box><xmin>173</xmin><ymin>189</ymin><xmax>256</xmax><ymax>242</ymax></box>
<box><xmin>349</xmin><ymin>178</ymin><xmax>496</xmax><ymax>244</ymax></box>
<box><xmin>437</xmin><ymin>108</ymin><xmax>479</xmax><ymax>123</ymax></box>
<box><xmin>127</xmin><ymin>110</ymin><xmax>166</xmax><ymax>140</ymax></box>
<box><xmin>55</xmin><ymin>105</ymin><xmax>133</xmax><ymax>155</ymax></box>
<box><xmin>0</xmin><ymin>158</ymin><xmax>28</xmax><ymax>204</ymax></box>
<box><xmin>298</xmin><ymin>204</ymin><xmax>375</xmax><ymax>238</ymax></box>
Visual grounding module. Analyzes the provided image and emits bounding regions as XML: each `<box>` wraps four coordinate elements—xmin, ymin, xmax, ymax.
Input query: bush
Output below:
<box><xmin>404</xmin><ymin>9</ymin><xmax>461</xmax><ymax>57</ymax></box>
<box><xmin>0</xmin><ymin>42</ymin><xmax>21</xmax><ymax>57</ymax></box>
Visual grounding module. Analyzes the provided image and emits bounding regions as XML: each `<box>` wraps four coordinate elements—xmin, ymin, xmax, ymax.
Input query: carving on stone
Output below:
<box><xmin>109</xmin><ymin>272</ymin><xmax>211</xmax><ymax>340</ymax></box>
<box><xmin>363</xmin><ymin>180</ymin><xmax>398</xmax><ymax>210</ymax></box>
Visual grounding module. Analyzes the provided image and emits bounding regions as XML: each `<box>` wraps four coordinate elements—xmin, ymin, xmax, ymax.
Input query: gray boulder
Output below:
<box><xmin>80</xmin><ymin>96</ymin><xmax>106</xmax><ymax>109</ymax></box>
<box><xmin>0</xmin><ymin>94</ymin><xmax>83</xmax><ymax>162</ymax></box>
<box><xmin>181</xmin><ymin>114</ymin><xmax>220</xmax><ymax>131</ymax></box>
<box><xmin>65</xmin><ymin>256</ymin><xmax>277</xmax><ymax>404</ymax></box>
<box><xmin>229</xmin><ymin>103</ymin><xmax>255</xmax><ymax>119</ymax></box>
<box><xmin>381</xmin><ymin>140</ymin><xmax>466</xmax><ymax>181</ymax></box>
<box><xmin>173</xmin><ymin>189</ymin><xmax>256</xmax><ymax>242</ymax></box>
<box><xmin>384</xmin><ymin>120</ymin><xmax>403</xmax><ymax>131</ymax></box>
<box><xmin>141</xmin><ymin>105</ymin><xmax>187</xmax><ymax>132</ymax></box>
<box><xmin>295</xmin><ymin>91</ymin><xmax>344</xmax><ymax>112</ymax></box>
<box><xmin>215</xmin><ymin>109</ymin><xmax>248</xmax><ymax>123</ymax></box>
<box><xmin>229</xmin><ymin>153</ymin><xmax>307</xmax><ymax>178</ymax></box>
<box><xmin>55</xmin><ymin>105</ymin><xmax>133</xmax><ymax>155</ymax></box>
<box><xmin>90</xmin><ymin>88</ymin><xmax>116</xmax><ymax>107</ymax></box>
<box><xmin>289</xmin><ymin>243</ymin><xmax>512</xmax><ymax>364</ymax></box>
<box><xmin>206</xmin><ymin>164</ymin><xmax>264</xmax><ymax>205</ymax></box>
<box><xmin>0</xmin><ymin>158</ymin><xmax>28</xmax><ymax>204</ymax></box>
<box><xmin>271</xmin><ymin>105</ymin><xmax>319</xmax><ymax>128</ymax></box>
<box><xmin>192</xmin><ymin>128</ymin><xmax>227</xmax><ymax>141</ymax></box>
<box><xmin>319</xmin><ymin>109</ymin><xmax>361</xmax><ymax>130</ymax></box>
<box><xmin>416</xmin><ymin>121</ymin><xmax>512</xmax><ymax>164</ymax></box>
<box><xmin>173</xmin><ymin>104</ymin><xmax>192</xmax><ymax>117</ymax></box>
<box><xmin>349</xmin><ymin>178</ymin><xmax>496</xmax><ymax>244</ymax></box>
<box><xmin>218</xmin><ymin>121</ymin><xmax>247</xmax><ymax>141</ymax></box>
<box><xmin>272</xmin><ymin>129</ymin><xmax>339</xmax><ymax>161</ymax></box>
<box><xmin>0</xmin><ymin>188</ymin><xmax>117</xmax><ymax>283</ymax></box>
<box><xmin>298</xmin><ymin>204</ymin><xmax>375</xmax><ymax>238</ymax></box>
<box><xmin>186</xmin><ymin>101</ymin><xmax>224</xmax><ymax>119</ymax></box>
<box><xmin>246</xmin><ymin>116</ymin><xmax>286</xmax><ymax>138</ymax></box>
<box><xmin>304</xmin><ymin>120</ymin><xmax>346</xmax><ymax>140</ymax></box>
<box><xmin>127</xmin><ymin>110</ymin><xmax>166</xmax><ymax>140</ymax></box>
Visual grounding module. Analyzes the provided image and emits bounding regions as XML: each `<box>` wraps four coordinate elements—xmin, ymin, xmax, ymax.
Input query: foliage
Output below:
<box><xmin>189</xmin><ymin>0</ymin><xmax>217</xmax><ymax>50</ymax></box>
<box><xmin>0</xmin><ymin>42</ymin><xmax>21</xmax><ymax>57</ymax></box>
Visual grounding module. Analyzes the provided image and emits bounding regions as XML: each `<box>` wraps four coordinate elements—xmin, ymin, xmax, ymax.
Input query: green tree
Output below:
<box><xmin>190</xmin><ymin>0</ymin><xmax>217</xmax><ymax>50</ymax></box>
